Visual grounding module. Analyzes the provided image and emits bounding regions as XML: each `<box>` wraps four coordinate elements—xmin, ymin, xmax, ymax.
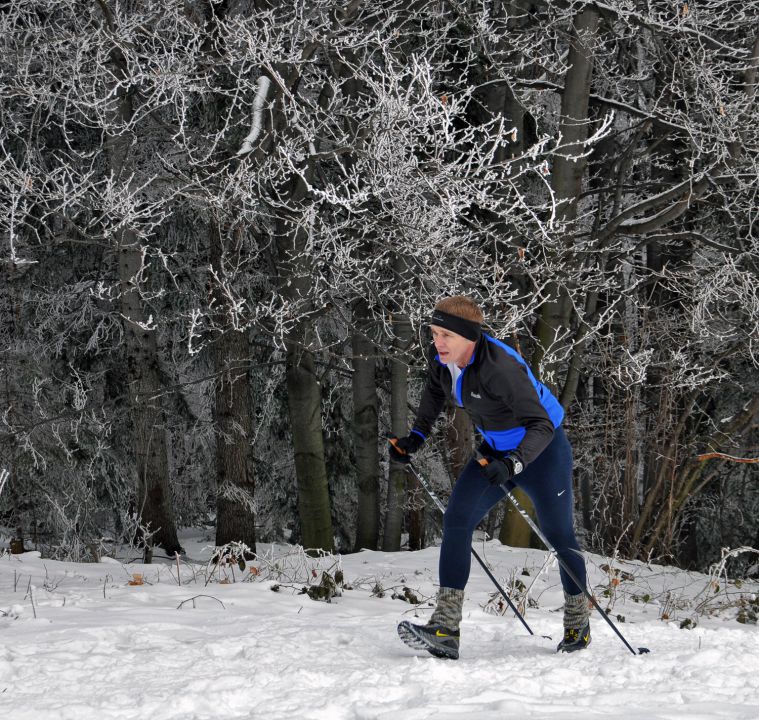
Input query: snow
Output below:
<box><xmin>1</xmin><ymin>533</ymin><xmax>758</xmax><ymax>720</ymax></box>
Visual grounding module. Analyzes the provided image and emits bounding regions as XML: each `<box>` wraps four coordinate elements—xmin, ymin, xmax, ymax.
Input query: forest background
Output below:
<box><xmin>1</xmin><ymin>0</ymin><xmax>757</xmax><ymax>575</ymax></box>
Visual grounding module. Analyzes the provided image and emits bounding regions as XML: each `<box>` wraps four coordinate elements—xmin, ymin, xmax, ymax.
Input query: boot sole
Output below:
<box><xmin>397</xmin><ymin>621</ymin><xmax>459</xmax><ymax>660</ymax></box>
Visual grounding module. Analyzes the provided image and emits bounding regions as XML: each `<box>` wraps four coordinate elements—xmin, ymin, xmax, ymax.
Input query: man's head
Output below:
<box><xmin>433</xmin><ymin>296</ymin><xmax>484</xmax><ymax>326</ymax></box>
<box><xmin>429</xmin><ymin>296</ymin><xmax>483</xmax><ymax>367</ymax></box>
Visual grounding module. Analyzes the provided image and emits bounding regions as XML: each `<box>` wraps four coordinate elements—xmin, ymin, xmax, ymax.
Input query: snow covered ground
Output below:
<box><xmin>1</xmin><ymin>531</ymin><xmax>758</xmax><ymax>720</ymax></box>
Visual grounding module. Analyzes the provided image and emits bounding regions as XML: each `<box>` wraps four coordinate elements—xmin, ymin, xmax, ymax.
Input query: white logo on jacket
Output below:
<box><xmin>470</xmin><ymin>392</ymin><xmax>482</xmax><ymax>399</ymax></box>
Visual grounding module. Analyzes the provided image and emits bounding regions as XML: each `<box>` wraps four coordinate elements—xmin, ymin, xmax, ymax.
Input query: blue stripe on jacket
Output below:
<box><xmin>477</xmin><ymin>335</ymin><xmax>564</xmax><ymax>452</ymax></box>
<box><xmin>484</xmin><ymin>334</ymin><xmax>565</xmax><ymax>428</ymax></box>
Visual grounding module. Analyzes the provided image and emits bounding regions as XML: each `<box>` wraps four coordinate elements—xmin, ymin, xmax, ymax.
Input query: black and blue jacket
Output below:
<box><xmin>411</xmin><ymin>334</ymin><xmax>564</xmax><ymax>468</ymax></box>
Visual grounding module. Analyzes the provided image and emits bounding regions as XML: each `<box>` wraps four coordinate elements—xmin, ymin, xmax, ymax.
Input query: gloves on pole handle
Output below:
<box><xmin>476</xmin><ymin>453</ymin><xmax>521</xmax><ymax>486</ymax></box>
<box><xmin>388</xmin><ymin>434</ymin><xmax>424</xmax><ymax>464</ymax></box>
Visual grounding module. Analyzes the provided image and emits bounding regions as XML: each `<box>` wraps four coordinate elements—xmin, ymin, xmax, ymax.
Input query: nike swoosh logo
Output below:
<box><xmin>557</xmin><ymin>490</ymin><xmax>566</xmax><ymax>496</ymax></box>
<box><xmin>435</xmin><ymin>630</ymin><xmax>450</xmax><ymax>637</ymax></box>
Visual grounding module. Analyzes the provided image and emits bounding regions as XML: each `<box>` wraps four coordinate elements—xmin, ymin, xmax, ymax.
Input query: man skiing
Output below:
<box><xmin>390</xmin><ymin>295</ymin><xmax>590</xmax><ymax>660</ymax></box>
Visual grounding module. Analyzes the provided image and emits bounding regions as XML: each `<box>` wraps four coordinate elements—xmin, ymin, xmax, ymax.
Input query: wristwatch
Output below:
<box><xmin>506</xmin><ymin>455</ymin><xmax>524</xmax><ymax>475</ymax></box>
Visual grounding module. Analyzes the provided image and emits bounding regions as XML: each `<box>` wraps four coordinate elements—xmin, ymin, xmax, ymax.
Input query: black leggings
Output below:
<box><xmin>439</xmin><ymin>427</ymin><xmax>586</xmax><ymax>595</ymax></box>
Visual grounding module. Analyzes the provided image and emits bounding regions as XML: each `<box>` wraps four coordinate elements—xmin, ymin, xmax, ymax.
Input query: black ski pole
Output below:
<box><xmin>388</xmin><ymin>438</ymin><xmax>538</xmax><ymax>638</ymax></box>
<box><xmin>479</xmin><ymin>457</ymin><xmax>650</xmax><ymax>656</ymax></box>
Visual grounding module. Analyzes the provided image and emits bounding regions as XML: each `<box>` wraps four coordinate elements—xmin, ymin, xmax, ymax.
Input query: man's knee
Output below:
<box><xmin>442</xmin><ymin>514</ymin><xmax>476</xmax><ymax>536</ymax></box>
<box><xmin>443</xmin><ymin>496</ymin><xmax>476</xmax><ymax>528</ymax></box>
<box><xmin>543</xmin><ymin>532</ymin><xmax>581</xmax><ymax>555</ymax></box>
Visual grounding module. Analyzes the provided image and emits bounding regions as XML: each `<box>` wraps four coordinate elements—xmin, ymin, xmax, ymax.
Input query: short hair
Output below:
<box><xmin>434</xmin><ymin>296</ymin><xmax>484</xmax><ymax>324</ymax></box>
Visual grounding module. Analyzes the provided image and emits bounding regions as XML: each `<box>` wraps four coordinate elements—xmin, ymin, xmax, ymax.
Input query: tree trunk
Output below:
<box><xmin>352</xmin><ymin>298</ymin><xmax>380</xmax><ymax>551</ymax></box>
<box><xmin>192</xmin><ymin>2</ymin><xmax>257</xmax><ymax>552</ymax></box>
<box><xmin>117</xmin><ymin>235</ymin><xmax>181</xmax><ymax>555</ymax></box>
<box><xmin>511</xmin><ymin>7</ymin><xmax>600</xmax><ymax>551</ymax></box>
<box><xmin>533</xmin><ymin>6</ymin><xmax>601</xmax><ymax>382</ymax></box>
<box><xmin>499</xmin><ymin>487</ymin><xmax>536</xmax><ymax>548</ymax></box>
<box><xmin>1</xmin><ymin>267</ymin><xmax>24</xmax><ymax>549</ymax></box>
<box><xmin>273</xmin><ymin>159</ymin><xmax>334</xmax><ymax>552</ymax></box>
<box><xmin>383</xmin><ymin>310</ymin><xmax>412</xmax><ymax>552</ymax></box>
<box><xmin>407</xmin><ymin>475</ymin><xmax>426</xmax><ymax>551</ymax></box>
<box><xmin>103</xmin><ymin>11</ymin><xmax>179</xmax><ymax>554</ymax></box>
<box><xmin>275</xmin><ymin>207</ymin><xmax>333</xmax><ymax>552</ymax></box>
<box><xmin>285</xmin><ymin>337</ymin><xmax>334</xmax><ymax>552</ymax></box>
<box><xmin>210</xmin><ymin>223</ymin><xmax>257</xmax><ymax>551</ymax></box>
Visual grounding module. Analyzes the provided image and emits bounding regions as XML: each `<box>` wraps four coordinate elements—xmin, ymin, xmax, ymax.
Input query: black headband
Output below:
<box><xmin>428</xmin><ymin>309</ymin><xmax>482</xmax><ymax>342</ymax></box>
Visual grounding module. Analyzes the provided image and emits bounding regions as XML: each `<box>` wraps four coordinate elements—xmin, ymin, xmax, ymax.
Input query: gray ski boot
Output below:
<box><xmin>557</xmin><ymin>590</ymin><xmax>591</xmax><ymax>653</ymax></box>
<box><xmin>397</xmin><ymin>587</ymin><xmax>464</xmax><ymax>659</ymax></box>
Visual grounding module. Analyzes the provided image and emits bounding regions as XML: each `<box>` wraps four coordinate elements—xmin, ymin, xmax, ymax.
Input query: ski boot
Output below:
<box><xmin>397</xmin><ymin>621</ymin><xmax>460</xmax><ymax>659</ymax></box>
<box><xmin>397</xmin><ymin>587</ymin><xmax>464</xmax><ymax>660</ymax></box>
<box><xmin>558</xmin><ymin>590</ymin><xmax>591</xmax><ymax>653</ymax></box>
<box><xmin>557</xmin><ymin>622</ymin><xmax>591</xmax><ymax>653</ymax></box>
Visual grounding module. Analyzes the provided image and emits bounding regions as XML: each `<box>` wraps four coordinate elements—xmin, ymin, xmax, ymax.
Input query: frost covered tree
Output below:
<box><xmin>1</xmin><ymin>0</ymin><xmax>757</xmax><ymax>570</ymax></box>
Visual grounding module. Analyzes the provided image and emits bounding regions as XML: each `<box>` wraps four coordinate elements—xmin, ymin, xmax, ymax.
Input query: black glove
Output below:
<box><xmin>479</xmin><ymin>455</ymin><xmax>517</xmax><ymax>486</ymax></box>
<box><xmin>389</xmin><ymin>433</ymin><xmax>424</xmax><ymax>464</ymax></box>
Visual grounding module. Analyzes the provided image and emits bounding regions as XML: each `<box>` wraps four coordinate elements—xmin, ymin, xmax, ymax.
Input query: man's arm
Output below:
<box><xmin>409</xmin><ymin>344</ymin><xmax>447</xmax><ymax>439</ymax></box>
<box><xmin>491</xmin><ymin>357</ymin><xmax>555</xmax><ymax>467</ymax></box>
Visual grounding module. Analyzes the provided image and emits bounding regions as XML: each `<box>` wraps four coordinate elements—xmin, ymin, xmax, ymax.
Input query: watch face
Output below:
<box><xmin>512</xmin><ymin>458</ymin><xmax>523</xmax><ymax>474</ymax></box>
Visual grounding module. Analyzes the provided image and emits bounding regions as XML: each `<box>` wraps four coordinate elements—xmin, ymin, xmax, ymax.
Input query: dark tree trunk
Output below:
<box><xmin>117</xmin><ymin>234</ymin><xmax>181</xmax><ymax>555</ymax></box>
<box><xmin>285</xmin><ymin>337</ymin><xmax>334</xmax><ymax>553</ymax></box>
<box><xmin>445</xmin><ymin>406</ymin><xmax>474</xmax><ymax>480</ymax></box>
<box><xmin>352</xmin><ymin>298</ymin><xmax>380</xmax><ymax>551</ymax></box>
<box><xmin>383</xmin><ymin>310</ymin><xmax>412</xmax><ymax>552</ymax></box>
<box><xmin>501</xmin><ymin>7</ymin><xmax>601</xmax><ymax>551</ymax></box>
<box><xmin>95</xmin><ymin>0</ymin><xmax>180</xmax><ymax>557</ymax></box>
<box><xmin>192</xmin><ymin>2</ymin><xmax>257</xmax><ymax>552</ymax></box>
<box><xmin>533</xmin><ymin>6</ymin><xmax>601</xmax><ymax>382</ymax></box>
<box><xmin>210</xmin><ymin>223</ymin><xmax>257</xmax><ymax>551</ymax></box>
<box><xmin>1</xmin><ymin>268</ymin><xmax>24</xmax><ymax>549</ymax></box>
<box><xmin>275</xmin><ymin>203</ymin><xmax>333</xmax><ymax>552</ymax></box>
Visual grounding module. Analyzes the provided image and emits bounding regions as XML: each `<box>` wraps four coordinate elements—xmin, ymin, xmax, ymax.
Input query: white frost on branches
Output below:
<box><xmin>237</xmin><ymin>76</ymin><xmax>271</xmax><ymax>156</ymax></box>
<box><xmin>612</xmin><ymin>348</ymin><xmax>654</xmax><ymax>387</ymax></box>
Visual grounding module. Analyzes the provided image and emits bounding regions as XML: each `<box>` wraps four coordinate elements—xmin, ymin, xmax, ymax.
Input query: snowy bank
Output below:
<box><xmin>1</xmin><ymin>532</ymin><xmax>758</xmax><ymax>720</ymax></box>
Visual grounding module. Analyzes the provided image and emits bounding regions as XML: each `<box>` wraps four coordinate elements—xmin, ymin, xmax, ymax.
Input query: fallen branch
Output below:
<box><xmin>177</xmin><ymin>595</ymin><xmax>226</xmax><ymax>610</ymax></box>
<box><xmin>696</xmin><ymin>452</ymin><xmax>759</xmax><ymax>464</ymax></box>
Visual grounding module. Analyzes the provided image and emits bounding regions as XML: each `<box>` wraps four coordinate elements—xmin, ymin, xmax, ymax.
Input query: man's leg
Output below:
<box><xmin>513</xmin><ymin>428</ymin><xmax>591</xmax><ymax>651</ymax></box>
<box><xmin>439</xmin><ymin>458</ymin><xmax>506</xmax><ymax>590</ymax></box>
<box><xmin>398</xmin><ymin>458</ymin><xmax>504</xmax><ymax>659</ymax></box>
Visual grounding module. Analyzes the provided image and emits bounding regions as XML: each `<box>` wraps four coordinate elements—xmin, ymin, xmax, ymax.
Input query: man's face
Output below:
<box><xmin>430</xmin><ymin>325</ymin><xmax>476</xmax><ymax>367</ymax></box>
